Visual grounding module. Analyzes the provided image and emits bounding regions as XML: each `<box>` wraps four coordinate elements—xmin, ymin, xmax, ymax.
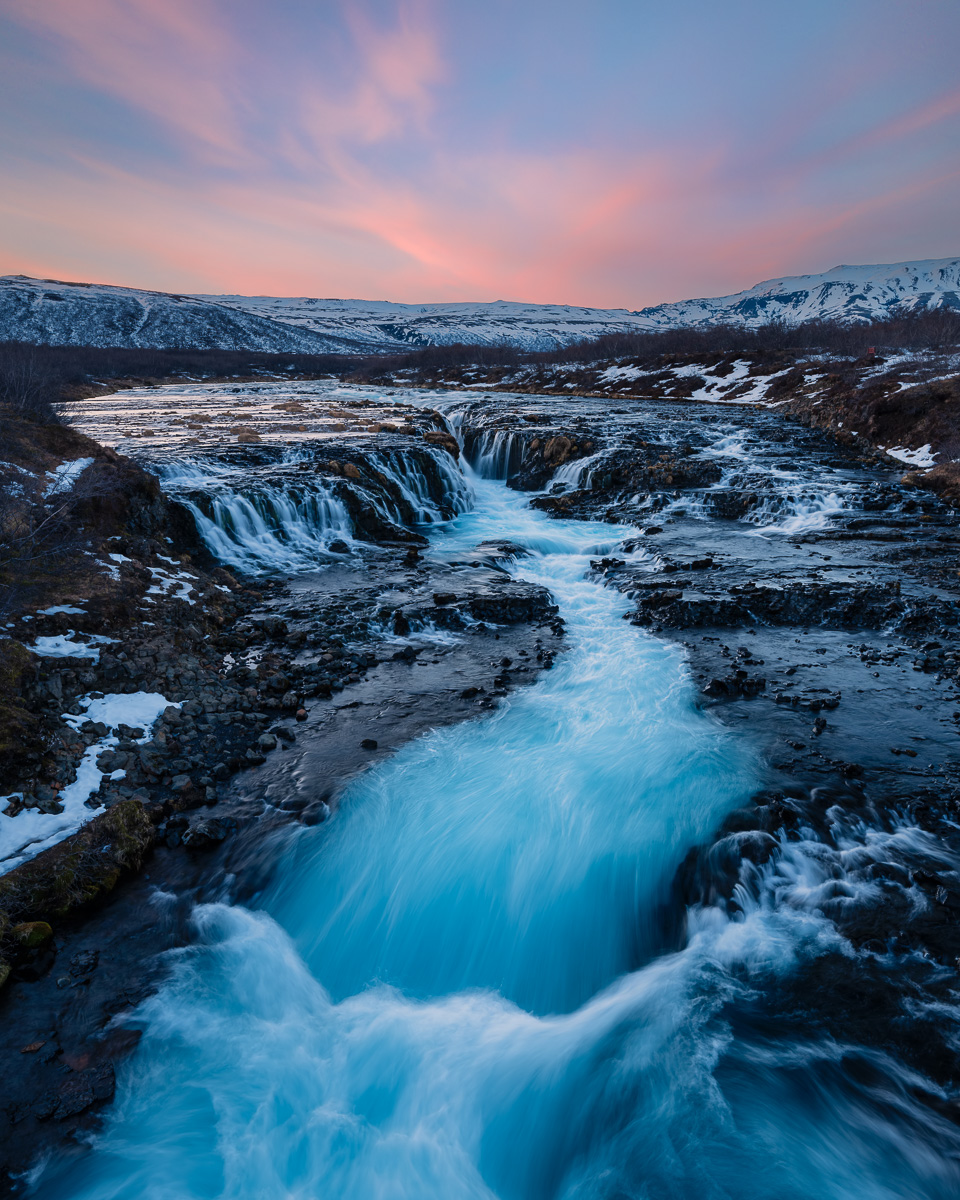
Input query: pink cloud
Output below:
<box><xmin>5</xmin><ymin>0</ymin><xmax>251</xmax><ymax>164</ymax></box>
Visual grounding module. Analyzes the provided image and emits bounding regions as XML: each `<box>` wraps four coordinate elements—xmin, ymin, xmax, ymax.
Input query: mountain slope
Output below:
<box><xmin>637</xmin><ymin>259</ymin><xmax>960</xmax><ymax>329</ymax></box>
<box><xmin>0</xmin><ymin>276</ymin><xmax>372</xmax><ymax>353</ymax></box>
<box><xmin>195</xmin><ymin>294</ymin><xmax>650</xmax><ymax>351</ymax></box>
<box><xmin>2</xmin><ymin>258</ymin><xmax>958</xmax><ymax>353</ymax></box>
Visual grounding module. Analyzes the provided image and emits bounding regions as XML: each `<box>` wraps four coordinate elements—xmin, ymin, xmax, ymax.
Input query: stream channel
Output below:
<box><xmin>30</xmin><ymin>396</ymin><xmax>960</xmax><ymax>1199</ymax></box>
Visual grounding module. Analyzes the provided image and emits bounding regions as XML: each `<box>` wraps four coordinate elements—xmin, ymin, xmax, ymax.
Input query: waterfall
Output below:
<box><xmin>743</xmin><ymin>489</ymin><xmax>848</xmax><ymax>535</ymax></box>
<box><xmin>34</xmin><ymin>470</ymin><xmax>960</xmax><ymax>1200</ymax></box>
<box><xmin>551</xmin><ymin>450</ymin><xmax>603</xmax><ymax>490</ymax></box>
<box><xmin>465</xmin><ymin>428</ymin><xmax>523</xmax><ymax>480</ymax></box>
<box><xmin>367</xmin><ymin>448</ymin><xmax>473</xmax><ymax>524</ymax></box>
<box><xmin>159</xmin><ymin>461</ymin><xmax>353</xmax><ymax>574</ymax></box>
<box><xmin>157</xmin><ymin>446</ymin><xmax>472</xmax><ymax>574</ymax></box>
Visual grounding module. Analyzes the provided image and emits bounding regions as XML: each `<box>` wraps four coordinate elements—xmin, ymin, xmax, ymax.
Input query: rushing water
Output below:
<box><xmin>156</xmin><ymin>448</ymin><xmax>472</xmax><ymax>575</ymax></box>
<box><xmin>32</xmin><ymin>455</ymin><xmax>960</xmax><ymax>1199</ymax></box>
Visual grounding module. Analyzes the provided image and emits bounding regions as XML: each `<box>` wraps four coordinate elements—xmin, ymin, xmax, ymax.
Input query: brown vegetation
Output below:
<box><xmin>3</xmin><ymin>308</ymin><xmax>959</xmax><ymax>408</ymax></box>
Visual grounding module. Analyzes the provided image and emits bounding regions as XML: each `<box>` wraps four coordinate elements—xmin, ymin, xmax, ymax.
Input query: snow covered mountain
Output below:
<box><xmin>0</xmin><ymin>276</ymin><xmax>369</xmax><ymax>354</ymax></box>
<box><xmin>2</xmin><ymin>258</ymin><xmax>958</xmax><ymax>353</ymax></box>
<box><xmin>193</xmin><ymin>294</ymin><xmax>648</xmax><ymax>350</ymax></box>
<box><xmin>636</xmin><ymin>259</ymin><xmax>960</xmax><ymax>330</ymax></box>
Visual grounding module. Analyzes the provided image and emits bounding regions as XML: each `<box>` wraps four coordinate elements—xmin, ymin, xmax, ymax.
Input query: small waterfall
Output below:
<box><xmin>160</xmin><ymin>461</ymin><xmax>354</xmax><ymax>574</ymax></box>
<box><xmin>466</xmin><ymin>428</ymin><xmax>523</xmax><ymax>480</ymax></box>
<box><xmin>367</xmin><ymin>449</ymin><xmax>472</xmax><ymax>524</ymax></box>
<box><xmin>744</xmin><ymin>489</ymin><xmax>848</xmax><ymax>535</ymax></box>
<box><xmin>442</xmin><ymin>407</ymin><xmax>467</xmax><ymax>448</ymax></box>
<box><xmin>552</xmin><ymin>451</ymin><xmax>603</xmax><ymax>490</ymax></box>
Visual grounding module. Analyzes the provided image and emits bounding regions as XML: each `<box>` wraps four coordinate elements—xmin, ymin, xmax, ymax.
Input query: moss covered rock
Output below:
<box><xmin>11</xmin><ymin>920</ymin><xmax>53</xmax><ymax>948</ymax></box>
<box><xmin>0</xmin><ymin>800</ymin><xmax>154</xmax><ymax>926</ymax></box>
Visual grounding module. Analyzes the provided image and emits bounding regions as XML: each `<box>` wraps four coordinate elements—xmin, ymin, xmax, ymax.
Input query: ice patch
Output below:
<box><xmin>882</xmin><ymin>444</ymin><xmax>937</xmax><ymax>469</ymax></box>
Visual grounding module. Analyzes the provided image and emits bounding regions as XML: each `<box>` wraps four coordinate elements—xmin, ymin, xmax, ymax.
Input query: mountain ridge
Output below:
<box><xmin>2</xmin><ymin>257</ymin><xmax>958</xmax><ymax>353</ymax></box>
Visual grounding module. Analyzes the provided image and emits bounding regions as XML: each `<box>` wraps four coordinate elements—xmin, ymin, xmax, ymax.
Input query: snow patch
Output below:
<box><xmin>882</xmin><ymin>444</ymin><xmax>937</xmax><ymax>469</ymax></box>
<box><xmin>45</xmin><ymin>457</ymin><xmax>94</xmax><ymax>496</ymax></box>
<box><xmin>28</xmin><ymin>632</ymin><xmax>118</xmax><ymax>660</ymax></box>
<box><xmin>145</xmin><ymin>566</ymin><xmax>198</xmax><ymax>604</ymax></box>
<box><xmin>1</xmin><ymin>692</ymin><xmax>176</xmax><ymax>872</ymax></box>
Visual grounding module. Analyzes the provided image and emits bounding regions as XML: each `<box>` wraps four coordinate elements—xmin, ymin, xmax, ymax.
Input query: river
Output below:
<box><xmin>31</xmin><ymin>409</ymin><xmax>960</xmax><ymax>1199</ymax></box>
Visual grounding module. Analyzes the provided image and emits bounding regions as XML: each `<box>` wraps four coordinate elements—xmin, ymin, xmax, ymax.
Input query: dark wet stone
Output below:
<box><xmin>181</xmin><ymin>817</ymin><xmax>236</xmax><ymax>850</ymax></box>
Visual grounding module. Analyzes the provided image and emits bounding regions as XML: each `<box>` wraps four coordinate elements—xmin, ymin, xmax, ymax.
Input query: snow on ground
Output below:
<box><xmin>0</xmin><ymin>461</ymin><xmax>37</xmax><ymax>498</ymax></box>
<box><xmin>882</xmin><ymin>444</ymin><xmax>938</xmax><ymax>468</ymax></box>
<box><xmin>45</xmin><ymin>457</ymin><xmax>94</xmax><ymax>496</ymax></box>
<box><xmin>0</xmin><ymin>692</ymin><xmax>177</xmax><ymax>873</ymax></box>
<box><xmin>694</xmin><ymin>366</ymin><xmax>793</xmax><ymax>404</ymax></box>
<box><xmin>896</xmin><ymin>373</ymin><xmax>959</xmax><ymax>392</ymax></box>
<box><xmin>28</xmin><ymin>632</ymin><xmax>118</xmax><ymax>660</ymax></box>
<box><xmin>146</xmin><ymin>566</ymin><xmax>198</xmax><ymax>604</ymax></box>
<box><xmin>597</xmin><ymin>360</ymin><xmax>794</xmax><ymax>405</ymax></box>
<box><xmin>36</xmin><ymin>605</ymin><xmax>86</xmax><ymax>616</ymax></box>
<box><xmin>599</xmin><ymin>365</ymin><xmax>646</xmax><ymax>383</ymax></box>
<box><xmin>97</xmin><ymin>550</ymin><xmax>132</xmax><ymax>581</ymax></box>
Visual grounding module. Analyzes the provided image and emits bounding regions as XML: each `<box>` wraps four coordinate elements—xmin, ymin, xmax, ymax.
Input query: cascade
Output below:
<box><xmin>551</xmin><ymin>450</ymin><xmax>603</xmax><ymax>490</ymax></box>
<box><xmin>30</xmin><ymin>459</ymin><xmax>960</xmax><ymax>1200</ymax></box>
<box><xmin>366</xmin><ymin>447</ymin><xmax>473</xmax><ymax>523</ymax></box>
<box><xmin>743</xmin><ymin>489</ymin><xmax>848</xmax><ymax>535</ymax></box>
<box><xmin>465</xmin><ymin>428</ymin><xmax>524</xmax><ymax>479</ymax></box>
<box><xmin>159</xmin><ymin>461</ymin><xmax>354</xmax><ymax>574</ymax></box>
<box><xmin>158</xmin><ymin>446</ymin><xmax>472</xmax><ymax>573</ymax></box>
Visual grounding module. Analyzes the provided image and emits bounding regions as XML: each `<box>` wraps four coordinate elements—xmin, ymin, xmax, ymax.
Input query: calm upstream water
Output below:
<box><xmin>33</xmin><ymin>466</ymin><xmax>960</xmax><ymax>1200</ymax></box>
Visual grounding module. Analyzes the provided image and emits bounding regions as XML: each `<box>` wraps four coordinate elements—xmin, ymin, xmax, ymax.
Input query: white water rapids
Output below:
<box><xmin>33</xmin><ymin>463</ymin><xmax>960</xmax><ymax>1199</ymax></box>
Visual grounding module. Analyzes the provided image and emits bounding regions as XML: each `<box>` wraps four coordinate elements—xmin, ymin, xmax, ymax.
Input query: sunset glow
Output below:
<box><xmin>1</xmin><ymin>0</ymin><xmax>958</xmax><ymax>305</ymax></box>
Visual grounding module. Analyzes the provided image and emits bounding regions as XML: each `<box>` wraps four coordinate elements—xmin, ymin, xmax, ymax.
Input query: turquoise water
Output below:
<box><xmin>34</xmin><ymin>475</ymin><xmax>960</xmax><ymax>1199</ymax></box>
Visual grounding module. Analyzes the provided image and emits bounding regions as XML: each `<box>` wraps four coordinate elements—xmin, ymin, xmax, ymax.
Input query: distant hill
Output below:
<box><xmin>2</xmin><ymin>258</ymin><xmax>959</xmax><ymax>352</ymax></box>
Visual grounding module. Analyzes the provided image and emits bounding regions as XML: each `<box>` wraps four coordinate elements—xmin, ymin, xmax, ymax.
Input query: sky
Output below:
<box><xmin>0</xmin><ymin>0</ymin><xmax>958</xmax><ymax>307</ymax></box>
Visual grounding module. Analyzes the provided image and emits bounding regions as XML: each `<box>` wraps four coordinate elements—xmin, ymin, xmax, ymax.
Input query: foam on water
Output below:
<box><xmin>745</xmin><ymin>490</ymin><xmax>849</xmax><ymax>536</ymax></box>
<box><xmin>34</xmin><ymin>469</ymin><xmax>960</xmax><ymax>1199</ymax></box>
<box><xmin>267</xmin><ymin>477</ymin><xmax>751</xmax><ymax>1014</ymax></box>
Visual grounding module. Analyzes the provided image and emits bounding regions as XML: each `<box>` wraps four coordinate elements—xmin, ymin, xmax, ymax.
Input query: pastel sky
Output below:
<box><xmin>1</xmin><ymin>0</ymin><xmax>958</xmax><ymax>307</ymax></box>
